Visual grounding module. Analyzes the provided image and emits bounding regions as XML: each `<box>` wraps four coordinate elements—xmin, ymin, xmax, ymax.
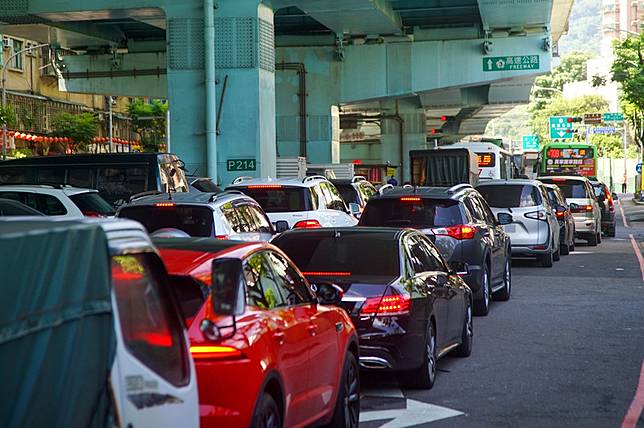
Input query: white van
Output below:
<box><xmin>445</xmin><ymin>142</ymin><xmax>515</xmax><ymax>180</ymax></box>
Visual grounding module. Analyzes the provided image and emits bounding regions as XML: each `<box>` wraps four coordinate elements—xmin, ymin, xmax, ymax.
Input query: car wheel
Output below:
<box><xmin>597</xmin><ymin>231</ymin><xmax>602</xmax><ymax>244</ymax></box>
<box><xmin>453</xmin><ymin>303</ymin><xmax>473</xmax><ymax>357</ymax></box>
<box><xmin>553</xmin><ymin>241</ymin><xmax>561</xmax><ymax>262</ymax></box>
<box><xmin>400</xmin><ymin>322</ymin><xmax>437</xmax><ymax>389</ymax></box>
<box><xmin>608</xmin><ymin>226</ymin><xmax>616</xmax><ymax>237</ymax></box>
<box><xmin>252</xmin><ymin>393</ymin><xmax>282</xmax><ymax>428</ymax></box>
<box><xmin>587</xmin><ymin>233</ymin><xmax>598</xmax><ymax>247</ymax></box>
<box><xmin>560</xmin><ymin>242</ymin><xmax>570</xmax><ymax>255</ymax></box>
<box><xmin>472</xmin><ymin>265</ymin><xmax>490</xmax><ymax>316</ymax></box>
<box><xmin>327</xmin><ymin>351</ymin><xmax>360</xmax><ymax>428</ymax></box>
<box><xmin>570</xmin><ymin>238</ymin><xmax>576</xmax><ymax>252</ymax></box>
<box><xmin>538</xmin><ymin>251</ymin><xmax>553</xmax><ymax>268</ymax></box>
<box><xmin>494</xmin><ymin>256</ymin><xmax>511</xmax><ymax>301</ymax></box>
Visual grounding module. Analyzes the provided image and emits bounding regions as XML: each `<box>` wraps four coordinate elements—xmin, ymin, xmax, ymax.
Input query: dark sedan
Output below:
<box><xmin>272</xmin><ymin>227</ymin><xmax>473</xmax><ymax>389</ymax></box>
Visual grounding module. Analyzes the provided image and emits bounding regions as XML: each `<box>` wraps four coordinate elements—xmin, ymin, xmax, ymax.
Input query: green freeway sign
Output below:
<box><xmin>227</xmin><ymin>158</ymin><xmax>257</xmax><ymax>171</ymax></box>
<box><xmin>522</xmin><ymin>135</ymin><xmax>540</xmax><ymax>151</ymax></box>
<box><xmin>483</xmin><ymin>55</ymin><xmax>540</xmax><ymax>72</ymax></box>
<box><xmin>603</xmin><ymin>112</ymin><xmax>624</xmax><ymax>121</ymax></box>
<box><xmin>549</xmin><ymin>116</ymin><xmax>573</xmax><ymax>139</ymax></box>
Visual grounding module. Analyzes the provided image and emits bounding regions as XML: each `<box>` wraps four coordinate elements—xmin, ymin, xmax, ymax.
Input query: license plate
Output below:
<box><xmin>504</xmin><ymin>224</ymin><xmax>516</xmax><ymax>233</ymax></box>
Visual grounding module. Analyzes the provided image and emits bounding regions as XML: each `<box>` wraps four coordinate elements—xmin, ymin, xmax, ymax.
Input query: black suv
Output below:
<box><xmin>331</xmin><ymin>176</ymin><xmax>378</xmax><ymax>218</ymax></box>
<box><xmin>359</xmin><ymin>185</ymin><xmax>513</xmax><ymax>316</ymax></box>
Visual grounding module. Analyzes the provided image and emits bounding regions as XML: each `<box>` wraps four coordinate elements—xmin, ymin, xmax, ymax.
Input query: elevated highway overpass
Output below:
<box><xmin>0</xmin><ymin>0</ymin><xmax>574</xmax><ymax>183</ymax></box>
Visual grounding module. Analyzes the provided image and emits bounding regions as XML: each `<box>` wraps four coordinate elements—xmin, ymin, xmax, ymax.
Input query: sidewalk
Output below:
<box><xmin>619</xmin><ymin>194</ymin><xmax>644</xmax><ymax>229</ymax></box>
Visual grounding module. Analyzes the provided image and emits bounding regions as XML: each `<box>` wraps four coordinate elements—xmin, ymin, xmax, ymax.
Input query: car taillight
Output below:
<box><xmin>294</xmin><ymin>219</ymin><xmax>322</xmax><ymax>229</ymax></box>
<box><xmin>247</xmin><ymin>185</ymin><xmax>282</xmax><ymax>189</ymax></box>
<box><xmin>155</xmin><ymin>202</ymin><xmax>175</xmax><ymax>207</ymax></box>
<box><xmin>525</xmin><ymin>211</ymin><xmax>547</xmax><ymax>221</ymax></box>
<box><xmin>400</xmin><ymin>197</ymin><xmax>422</xmax><ymax>202</ymax></box>
<box><xmin>303</xmin><ymin>271</ymin><xmax>352</xmax><ymax>276</ymax></box>
<box><xmin>360</xmin><ymin>295</ymin><xmax>411</xmax><ymax>316</ymax></box>
<box><xmin>82</xmin><ymin>210</ymin><xmax>105</xmax><ymax>217</ymax></box>
<box><xmin>215</xmin><ymin>235</ymin><xmax>229</xmax><ymax>240</ymax></box>
<box><xmin>608</xmin><ymin>201</ymin><xmax>615</xmax><ymax>212</ymax></box>
<box><xmin>190</xmin><ymin>345</ymin><xmax>243</xmax><ymax>360</ymax></box>
<box><xmin>432</xmin><ymin>224</ymin><xmax>476</xmax><ymax>240</ymax></box>
<box><xmin>555</xmin><ymin>211</ymin><xmax>565</xmax><ymax>219</ymax></box>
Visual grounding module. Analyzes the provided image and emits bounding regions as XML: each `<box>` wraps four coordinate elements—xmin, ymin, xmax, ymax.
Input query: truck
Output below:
<box><xmin>410</xmin><ymin>148</ymin><xmax>480</xmax><ymax>187</ymax></box>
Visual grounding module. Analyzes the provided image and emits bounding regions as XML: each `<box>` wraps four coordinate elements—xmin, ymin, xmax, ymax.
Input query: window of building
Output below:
<box><xmin>11</xmin><ymin>39</ymin><xmax>23</xmax><ymax>70</ymax></box>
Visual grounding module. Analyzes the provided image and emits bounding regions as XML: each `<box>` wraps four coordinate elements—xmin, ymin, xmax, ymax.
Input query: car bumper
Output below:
<box><xmin>357</xmin><ymin>317</ymin><xmax>426</xmax><ymax>372</ymax></box>
<box><xmin>574</xmin><ymin>219</ymin><xmax>597</xmax><ymax>234</ymax></box>
<box><xmin>511</xmin><ymin>245</ymin><xmax>551</xmax><ymax>256</ymax></box>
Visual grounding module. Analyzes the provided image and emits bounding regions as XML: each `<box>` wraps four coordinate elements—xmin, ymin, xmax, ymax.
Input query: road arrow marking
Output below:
<box><xmin>360</xmin><ymin>399</ymin><xmax>464</xmax><ymax>427</ymax></box>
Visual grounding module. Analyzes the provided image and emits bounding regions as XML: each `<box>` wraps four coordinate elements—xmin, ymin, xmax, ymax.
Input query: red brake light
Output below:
<box><xmin>555</xmin><ymin>211</ymin><xmax>565</xmax><ymax>219</ymax></box>
<box><xmin>294</xmin><ymin>219</ymin><xmax>322</xmax><ymax>229</ymax></box>
<box><xmin>302</xmin><ymin>271</ymin><xmax>351</xmax><ymax>277</ymax></box>
<box><xmin>247</xmin><ymin>184</ymin><xmax>283</xmax><ymax>189</ymax></box>
<box><xmin>360</xmin><ymin>295</ymin><xmax>411</xmax><ymax>316</ymax></box>
<box><xmin>432</xmin><ymin>224</ymin><xmax>476</xmax><ymax>240</ymax></box>
<box><xmin>190</xmin><ymin>345</ymin><xmax>243</xmax><ymax>360</ymax></box>
<box><xmin>215</xmin><ymin>235</ymin><xmax>229</xmax><ymax>240</ymax></box>
<box><xmin>400</xmin><ymin>197</ymin><xmax>422</xmax><ymax>202</ymax></box>
<box><xmin>551</xmin><ymin>177</ymin><xmax>566</xmax><ymax>182</ymax></box>
<box><xmin>82</xmin><ymin>210</ymin><xmax>105</xmax><ymax>217</ymax></box>
<box><xmin>155</xmin><ymin>202</ymin><xmax>175</xmax><ymax>207</ymax></box>
<box><xmin>585</xmin><ymin>204</ymin><xmax>593</xmax><ymax>211</ymax></box>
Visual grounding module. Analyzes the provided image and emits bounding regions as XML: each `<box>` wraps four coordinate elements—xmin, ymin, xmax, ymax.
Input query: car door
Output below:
<box><xmin>265</xmin><ymin>250</ymin><xmax>340</xmax><ymax>420</ymax></box>
<box><xmin>405</xmin><ymin>235</ymin><xmax>450</xmax><ymax>347</ymax></box>
<box><xmin>243</xmin><ymin>251</ymin><xmax>313</xmax><ymax>426</ymax></box>
<box><xmin>539</xmin><ymin>185</ymin><xmax>559</xmax><ymax>250</ymax></box>
<box><xmin>468</xmin><ymin>195</ymin><xmax>500</xmax><ymax>283</ymax></box>
<box><xmin>320</xmin><ymin>182</ymin><xmax>357</xmax><ymax>227</ymax></box>
<box><xmin>477</xmin><ymin>195</ymin><xmax>506</xmax><ymax>282</ymax></box>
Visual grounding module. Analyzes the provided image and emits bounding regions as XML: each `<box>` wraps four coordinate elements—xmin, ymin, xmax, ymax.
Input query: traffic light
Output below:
<box><xmin>430</xmin><ymin>128</ymin><xmax>441</xmax><ymax>135</ymax></box>
<box><xmin>567</xmin><ymin>117</ymin><xmax>583</xmax><ymax>123</ymax></box>
<box><xmin>565</xmin><ymin>128</ymin><xmax>579</xmax><ymax>134</ymax></box>
<box><xmin>440</xmin><ymin>115</ymin><xmax>448</xmax><ymax>122</ymax></box>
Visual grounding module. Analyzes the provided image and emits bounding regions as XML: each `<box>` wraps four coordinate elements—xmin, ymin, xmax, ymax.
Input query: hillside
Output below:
<box><xmin>558</xmin><ymin>0</ymin><xmax>602</xmax><ymax>56</ymax></box>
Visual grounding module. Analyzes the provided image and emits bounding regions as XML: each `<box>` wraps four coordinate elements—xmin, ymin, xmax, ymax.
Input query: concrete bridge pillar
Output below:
<box><xmin>214</xmin><ymin>0</ymin><xmax>276</xmax><ymax>185</ymax></box>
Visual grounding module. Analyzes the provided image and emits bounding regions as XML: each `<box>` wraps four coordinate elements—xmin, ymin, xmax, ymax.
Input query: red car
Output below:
<box><xmin>155</xmin><ymin>238</ymin><xmax>360</xmax><ymax>428</ymax></box>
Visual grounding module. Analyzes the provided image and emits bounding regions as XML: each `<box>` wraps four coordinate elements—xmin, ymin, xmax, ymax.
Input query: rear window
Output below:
<box><xmin>236</xmin><ymin>187</ymin><xmax>310</xmax><ymax>213</ymax></box>
<box><xmin>111</xmin><ymin>254</ymin><xmax>189</xmax><ymax>386</ymax></box>
<box><xmin>477</xmin><ymin>185</ymin><xmax>541</xmax><ymax>208</ymax></box>
<box><xmin>119</xmin><ymin>205</ymin><xmax>214</xmax><ymax>237</ymax></box>
<box><xmin>359</xmin><ymin>198</ymin><xmax>463</xmax><ymax>228</ymax></box>
<box><xmin>274</xmin><ymin>233</ymin><xmax>400</xmax><ymax>277</ymax></box>
<box><xmin>190</xmin><ymin>179</ymin><xmax>222</xmax><ymax>193</ymax></box>
<box><xmin>97</xmin><ymin>166</ymin><xmax>149</xmax><ymax>206</ymax></box>
<box><xmin>593</xmin><ymin>184</ymin><xmax>606</xmax><ymax>198</ymax></box>
<box><xmin>69</xmin><ymin>192</ymin><xmax>116</xmax><ymax>216</ymax></box>
<box><xmin>336</xmin><ymin>184</ymin><xmax>360</xmax><ymax>204</ymax></box>
<box><xmin>540</xmin><ymin>179</ymin><xmax>588</xmax><ymax>199</ymax></box>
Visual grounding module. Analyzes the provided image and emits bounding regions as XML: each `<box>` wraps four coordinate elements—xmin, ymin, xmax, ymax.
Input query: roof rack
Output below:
<box><xmin>209</xmin><ymin>189</ymin><xmax>246</xmax><ymax>202</ymax></box>
<box><xmin>0</xmin><ymin>183</ymin><xmax>66</xmax><ymax>189</ymax></box>
<box><xmin>447</xmin><ymin>184</ymin><xmax>473</xmax><ymax>194</ymax></box>
<box><xmin>128</xmin><ymin>190</ymin><xmax>162</xmax><ymax>203</ymax></box>
<box><xmin>302</xmin><ymin>175</ymin><xmax>327</xmax><ymax>183</ymax></box>
<box><xmin>402</xmin><ymin>184</ymin><xmax>413</xmax><ymax>189</ymax></box>
<box><xmin>232</xmin><ymin>176</ymin><xmax>254</xmax><ymax>185</ymax></box>
<box><xmin>378</xmin><ymin>184</ymin><xmax>394</xmax><ymax>195</ymax></box>
<box><xmin>351</xmin><ymin>176</ymin><xmax>366</xmax><ymax>183</ymax></box>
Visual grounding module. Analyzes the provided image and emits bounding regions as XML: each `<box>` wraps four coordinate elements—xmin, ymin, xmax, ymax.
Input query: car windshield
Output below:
<box><xmin>235</xmin><ymin>187</ymin><xmax>310</xmax><ymax>212</ymax></box>
<box><xmin>359</xmin><ymin>198</ymin><xmax>463</xmax><ymax>228</ymax></box>
<box><xmin>335</xmin><ymin>184</ymin><xmax>360</xmax><ymax>204</ymax></box>
<box><xmin>540</xmin><ymin>179</ymin><xmax>588</xmax><ymax>199</ymax></box>
<box><xmin>477</xmin><ymin>185</ymin><xmax>541</xmax><ymax>208</ymax></box>
<box><xmin>274</xmin><ymin>233</ymin><xmax>400</xmax><ymax>278</ymax></box>
<box><xmin>118</xmin><ymin>205</ymin><xmax>214</xmax><ymax>237</ymax></box>
<box><xmin>69</xmin><ymin>192</ymin><xmax>116</xmax><ymax>216</ymax></box>
<box><xmin>190</xmin><ymin>178</ymin><xmax>222</xmax><ymax>193</ymax></box>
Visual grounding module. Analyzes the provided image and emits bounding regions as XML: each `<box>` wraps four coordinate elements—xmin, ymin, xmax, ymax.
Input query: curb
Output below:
<box><xmin>633</xmin><ymin>199</ymin><xmax>644</xmax><ymax>206</ymax></box>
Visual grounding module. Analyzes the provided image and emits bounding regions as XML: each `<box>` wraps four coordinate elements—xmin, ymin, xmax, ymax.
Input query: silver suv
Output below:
<box><xmin>539</xmin><ymin>176</ymin><xmax>602</xmax><ymax>246</ymax></box>
<box><xmin>477</xmin><ymin>180</ymin><xmax>561</xmax><ymax>267</ymax></box>
<box><xmin>116</xmin><ymin>190</ymin><xmax>282</xmax><ymax>241</ymax></box>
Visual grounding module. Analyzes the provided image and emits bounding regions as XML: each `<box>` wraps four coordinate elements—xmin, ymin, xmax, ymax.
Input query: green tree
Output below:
<box><xmin>591</xmin><ymin>134</ymin><xmax>638</xmax><ymax>158</ymax></box>
<box><xmin>128</xmin><ymin>99</ymin><xmax>168</xmax><ymax>152</ymax></box>
<box><xmin>611</xmin><ymin>33</ymin><xmax>644</xmax><ymax>153</ymax></box>
<box><xmin>530</xmin><ymin>95</ymin><xmax>609</xmax><ymax>143</ymax></box>
<box><xmin>51</xmin><ymin>112</ymin><xmax>99</xmax><ymax>151</ymax></box>
<box><xmin>531</xmin><ymin>52</ymin><xmax>593</xmax><ymax>110</ymax></box>
<box><xmin>0</xmin><ymin>105</ymin><xmax>16</xmax><ymax>128</ymax></box>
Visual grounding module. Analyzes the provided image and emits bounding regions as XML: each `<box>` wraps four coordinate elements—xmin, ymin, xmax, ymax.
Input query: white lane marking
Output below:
<box><xmin>568</xmin><ymin>251</ymin><xmax>593</xmax><ymax>255</ymax></box>
<box><xmin>620</xmin><ymin>201</ymin><xmax>630</xmax><ymax>228</ymax></box>
<box><xmin>628</xmin><ymin>234</ymin><xmax>644</xmax><ymax>283</ymax></box>
<box><xmin>360</xmin><ymin>399</ymin><xmax>464</xmax><ymax>427</ymax></box>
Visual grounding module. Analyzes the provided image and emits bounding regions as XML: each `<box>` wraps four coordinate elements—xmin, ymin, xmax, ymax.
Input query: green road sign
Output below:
<box><xmin>227</xmin><ymin>158</ymin><xmax>257</xmax><ymax>171</ymax></box>
<box><xmin>522</xmin><ymin>135</ymin><xmax>540</xmax><ymax>151</ymax></box>
<box><xmin>483</xmin><ymin>55</ymin><xmax>540</xmax><ymax>72</ymax></box>
<box><xmin>549</xmin><ymin>116</ymin><xmax>573</xmax><ymax>139</ymax></box>
<box><xmin>603</xmin><ymin>112</ymin><xmax>624</xmax><ymax>121</ymax></box>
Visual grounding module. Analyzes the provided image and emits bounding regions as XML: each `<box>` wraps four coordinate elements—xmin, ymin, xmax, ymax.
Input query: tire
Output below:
<box><xmin>538</xmin><ymin>251</ymin><xmax>553</xmax><ymax>268</ymax></box>
<box><xmin>472</xmin><ymin>265</ymin><xmax>490</xmax><ymax>316</ymax></box>
<box><xmin>252</xmin><ymin>393</ymin><xmax>282</xmax><ymax>428</ymax></box>
<box><xmin>587</xmin><ymin>233</ymin><xmax>598</xmax><ymax>247</ymax></box>
<box><xmin>453</xmin><ymin>303</ymin><xmax>473</xmax><ymax>357</ymax></box>
<box><xmin>560</xmin><ymin>243</ymin><xmax>570</xmax><ymax>255</ymax></box>
<box><xmin>553</xmin><ymin>242</ymin><xmax>561</xmax><ymax>262</ymax></box>
<box><xmin>608</xmin><ymin>226</ymin><xmax>616</xmax><ymax>238</ymax></box>
<box><xmin>399</xmin><ymin>322</ymin><xmax>437</xmax><ymax>389</ymax></box>
<box><xmin>494</xmin><ymin>256</ymin><xmax>511</xmax><ymax>301</ymax></box>
<box><xmin>570</xmin><ymin>239</ymin><xmax>576</xmax><ymax>252</ymax></box>
<box><xmin>327</xmin><ymin>352</ymin><xmax>360</xmax><ymax>428</ymax></box>
<box><xmin>597</xmin><ymin>231</ymin><xmax>602</xmax><ymax>244</ymax></box>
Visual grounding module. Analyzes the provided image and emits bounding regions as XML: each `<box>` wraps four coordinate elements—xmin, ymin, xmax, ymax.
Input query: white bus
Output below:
<box><xmin>444</xmin><ymin>142</ymin><xmax>515</xmax><ymax>180</ymax></box>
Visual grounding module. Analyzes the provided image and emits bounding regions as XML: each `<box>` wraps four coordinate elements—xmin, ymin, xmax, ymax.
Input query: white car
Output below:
<box><xmin>227</xmin><ymin>176</ymin><xmax>359</xmax><ymax>229</ymax></box>
<box><xmin>0</xmin><ymin>184</ymin><xmax>116</xmax><ymax>219</ymax></box>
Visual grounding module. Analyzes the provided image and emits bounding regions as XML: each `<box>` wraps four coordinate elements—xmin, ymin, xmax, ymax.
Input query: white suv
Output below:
<box><xmin>0</xmin><ymin>184</ymin><xmax>115</xmax><ymax>219</ymax></box>
<box><xmin>227</xmin><ymin>176</ymin><xmax>359</xmax><ymax>229</ymax></box>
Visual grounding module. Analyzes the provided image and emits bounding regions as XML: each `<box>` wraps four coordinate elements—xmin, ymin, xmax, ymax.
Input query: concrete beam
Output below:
<box><xmin>477</xmin><ymin>0</ymin><xmax>553</xmax><ymax>32</ymax></box>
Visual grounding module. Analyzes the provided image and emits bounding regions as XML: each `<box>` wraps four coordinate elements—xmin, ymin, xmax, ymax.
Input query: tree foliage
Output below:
<box><xmin>557</xmin><ymin>0</ymin><xmax>601</xmax><ymax>56</ymax></box>
<box><xmin>0</xmin><ymin>105</ymin><xmax>16</xmax><ymax>128</ymax></box>
<box><xmin>531</xmin><ymin>52</ymin><xmax>593</xmax><ymax>110</ymax></box>
<box><xmin>51</xmin><ymin>112</ymin><xmax>99</xmax><ymax>150</ymax></box>
<box><xmin>128</xmin><ymin>99</ymin><xmax>168</xmax><ymax>152</ymax></box>
<box><xmin>530</xmin><ymin>95</ymin><xmax>608</xmax><ymax>142</ymax></box>
<box><xmin>611</xmin><ymin>33</ymin><xmax>644</xmax><ymax>151</ymax></box>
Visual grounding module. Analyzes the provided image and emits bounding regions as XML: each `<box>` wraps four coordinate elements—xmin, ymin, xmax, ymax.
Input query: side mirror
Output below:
<box><xmin>612</xmin><ymin>192</ymin><xmax>618</xmax><ymax>201</ymax></box>
<box><xmin>348</xmin><ymin>202</ymin><xmax>361</xmax><ymax>217</ymax></box>
<box><xmin>448</xmin><ymin>261</ymin><xmax>469</xmax><ymax>276</ymax></box>
<box><xmin>274</xmin><ymin>220</ymin><xmax>290</xmax><ymax>233</ymax></box>
<box><xmin>497</xmin><ymin>212</ymin><xmax>513</xmax><ymax>225</ymax></box>
<box><xmin>312</xmin><ymin>282</ymin><xmax>344</xmax><ymax>305</ymax></box>
<box><xmin>211</xmin><ymin>258</ymin><xmax>245</xmax><ymax>316</ymax></box>
<box><xmin>569</xmin><ymin>202</ymin><xmax>579</xmax><ymax>211</ymax></box>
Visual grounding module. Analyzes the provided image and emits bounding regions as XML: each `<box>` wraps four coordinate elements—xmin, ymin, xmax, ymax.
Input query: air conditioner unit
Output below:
<box><xmin>2</xmin><ymin>37</ymin><xmax>11</xmax><ymax>50</ymax></box>
<box><xmin>25</xmin><ymin>42</ymin><xmax>36</xmax><ymax>57</ymax></box>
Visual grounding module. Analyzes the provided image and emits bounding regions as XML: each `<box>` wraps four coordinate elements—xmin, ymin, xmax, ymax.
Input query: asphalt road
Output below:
<box><xmin>359</xmin><ymin>196</ymin><xmax>644</xmax><ymax>428</ymax></box>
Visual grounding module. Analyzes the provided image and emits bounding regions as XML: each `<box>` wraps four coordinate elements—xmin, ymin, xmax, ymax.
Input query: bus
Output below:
<box><xmin>538</xmin><ymin>142</ymin><xmax>597</xmax><ymax>178</ymax></box>
<box><xmin>445</xmin><ymin>141</ymin><xmax>515</xmax><ymax>180</ymax></box>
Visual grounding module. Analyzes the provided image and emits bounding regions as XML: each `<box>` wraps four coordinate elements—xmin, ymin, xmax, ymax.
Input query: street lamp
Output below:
<box><xmin>2</xmin><ymin>42</ymin><xmax>50</xmax><ymax>160</ymax></box>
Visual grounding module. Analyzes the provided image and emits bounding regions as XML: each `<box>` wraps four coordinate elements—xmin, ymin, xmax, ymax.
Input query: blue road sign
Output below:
<box><xmin>636</xmin><ymin>163</ymin><xmax>642</xmax><ymax>174</ymax></box>
<box><xmin>549</xmin><ymin>116</ymin><xmax>573</xmax><ymax>139</ymax></box>
<box><xmin>522</xmin><ymin>135</ymin><xmax>540</xmax><ymax>151</ymax></box>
